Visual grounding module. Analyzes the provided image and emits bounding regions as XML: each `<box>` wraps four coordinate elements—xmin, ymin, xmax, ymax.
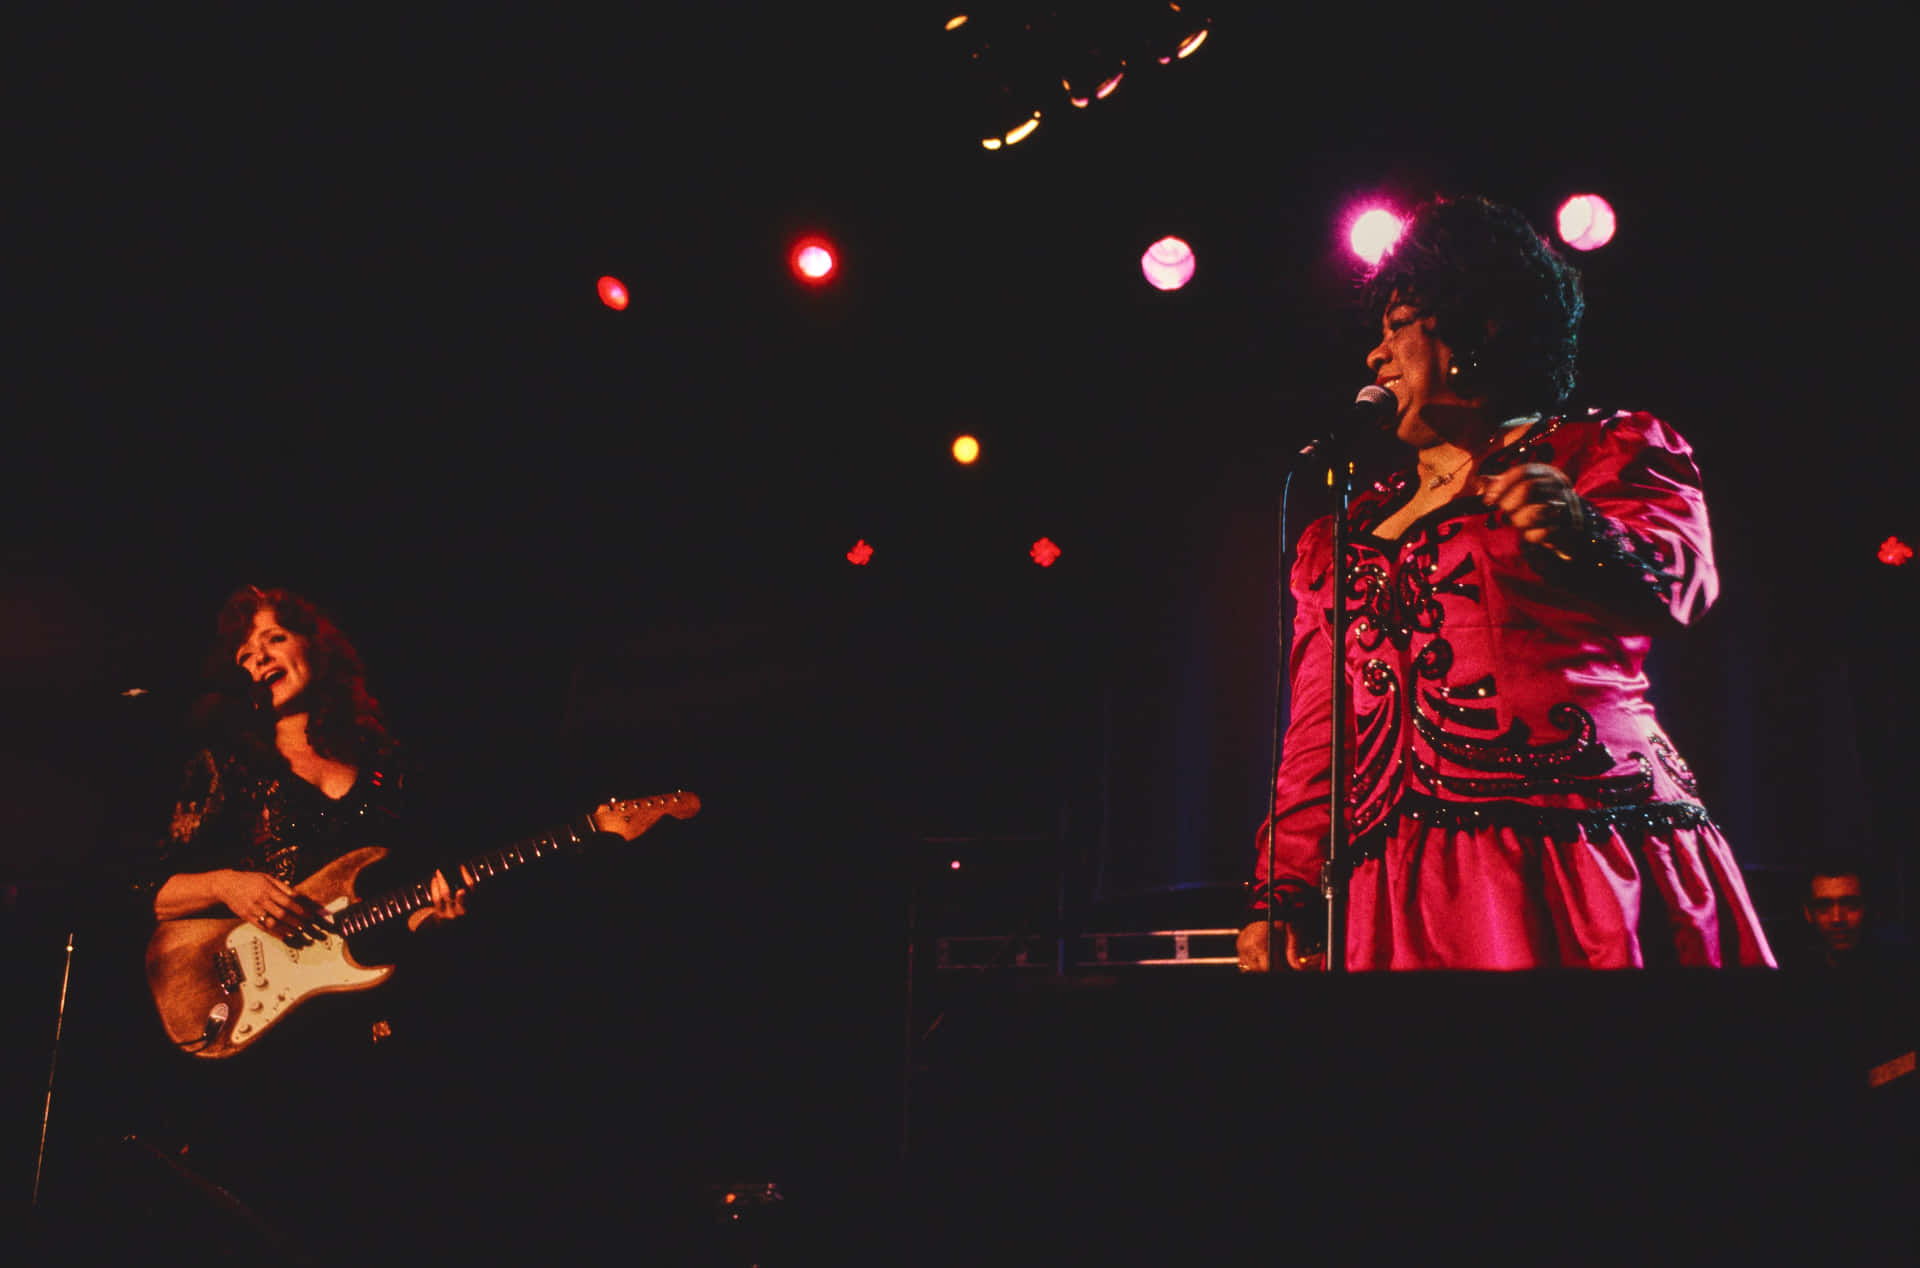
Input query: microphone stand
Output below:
<box><xmin>1320</xmin><ymin>450</ymin><xmax>1355</xmax><ymax>973</ymax></box>
<box><xmin>1276</xmin><ymin>388</ymin><xmax>1387</xmax><ymax>973</ymax></box>
<box><xmin>32</xmin><ymin>930</ymin><xmax>77</xmax><ymax>1208</ymax></box>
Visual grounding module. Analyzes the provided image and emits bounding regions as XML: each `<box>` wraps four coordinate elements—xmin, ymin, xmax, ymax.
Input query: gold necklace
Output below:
<box><xmin>1421</xmin><ymin>417</ymin><xmax>1538</xmax><ymax>491</ymax></box>
<box><xmin>1425</xmin><ymin>455</ymin><xmax>1473</xmax><ymax>490</ymax></box>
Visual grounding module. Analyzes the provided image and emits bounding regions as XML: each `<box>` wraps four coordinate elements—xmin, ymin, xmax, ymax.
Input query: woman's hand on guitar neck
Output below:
<box><xmin>406</xmin><ymin>867</ymin><xmax>475</xmax><ymax>932</ymax></box>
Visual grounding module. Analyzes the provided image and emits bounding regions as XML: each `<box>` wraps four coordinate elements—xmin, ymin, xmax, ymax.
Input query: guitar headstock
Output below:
<box><xmin>590</xmin><ymin>791</ymin><xmax>702</xmax><ymax>842</ymax></box>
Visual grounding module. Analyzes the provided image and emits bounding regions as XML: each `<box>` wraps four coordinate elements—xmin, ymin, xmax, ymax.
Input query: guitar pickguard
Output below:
<box><xmin>222</xmin><ymin>895</ymin><xmax>391</xmax><ymax>1050</ymax></box>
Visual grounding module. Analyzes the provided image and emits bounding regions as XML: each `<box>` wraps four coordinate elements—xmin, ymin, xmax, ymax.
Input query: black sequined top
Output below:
<box><xmin>138</xmin><ymin>744</ymin><xmax>411</xmax><ymax>906</ymax></box>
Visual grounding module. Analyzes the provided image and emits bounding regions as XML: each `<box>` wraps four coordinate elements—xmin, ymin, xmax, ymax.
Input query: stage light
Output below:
<box><xmin>1095</xmin><ymin>71</ymin><xmax>1123</xmax><ymax>99</ymax></box>
<box><xmin>1557</xmin><ymin>194</ymin><xmax>1617</xmax><ymax>251</ymax></box>
<box><xmin>789</xmin><ymin>237</ymin><xmax>837</xmax><ymax>285</ymax></box>
<box><xmin>950</xmin><ymin>860</ymin><xmax>962</xmax><ymax>870</ymax></box>
<box><xmin>1004</xmin><ymin>113</ymin><xmax>1041</xmax><ymax>146</ymax></box>
<box><xmin>981</xmin><ymin>137</ymin><xmax>1003</xmax><ymax>149</ymax></box>
<box><xmin>1879</xmin><ymin>536</ymin><xmax>1913</xmax><ymax>566</ymax></box>
<box><xmin>1176</xmin><ymin>29</ymin><xmax>1208</xmax><ymax>58</ymax></box>
<box><xmin>952</xmin><ymin>435</ymin><xmax>981</xmax><ymax>464</ymax></box>
<box><xmin>847</xmin><ymin>539</ymin><xmax>874</xmax><ymax>565</ymax></box>
<box><xmin>1141</xmin><ymin>236</ymin><xmax>1196</xmax><ymax>291</ymax></box>
<box><xmin>1348</xmin><ymin>208</ymin><xmax>1404</xmax><ymax>266</ymax></box>
<box><xmin>1030</xmin><ymin>537</ymin><xmax>1062</xmax><ymax>567</ymax></box>
<box><xmin>945</xmin><ymin>14</ymin><xmax>969</xmax><ymax>31</ymax></box>
<box><xmin>596</xmin><ymin>276</ymin><xmax>629</xmax><ymax>311</ymax></box>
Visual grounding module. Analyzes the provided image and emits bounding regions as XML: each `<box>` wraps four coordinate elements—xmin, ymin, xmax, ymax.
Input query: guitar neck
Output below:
<box><xmin>334</xmin><ymin>814</ymin><xmax>600</xmax><ymax>937</ymax></box>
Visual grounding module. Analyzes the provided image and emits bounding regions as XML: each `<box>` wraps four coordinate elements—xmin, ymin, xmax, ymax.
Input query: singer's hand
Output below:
<box><xmin>1480</xmin><ymin>463</ymin><xmax>1584</xmax><ymax>552</ymax></box>
<box><xmin>1237</xmin><ymin>920</ymin><xmax>1326</xmax><ymax>973</ymax></box>
<box><xmin>1237</xmin><ymin>921</ymin><xmax>1271</xmax><ymax>973</ymax></box>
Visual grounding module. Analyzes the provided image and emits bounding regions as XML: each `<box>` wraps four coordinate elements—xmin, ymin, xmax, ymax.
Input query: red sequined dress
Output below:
<box><xmin>1251</xmin><ymin>410</ymin><xmax>1775</xmax><ymax>968</ymax></box>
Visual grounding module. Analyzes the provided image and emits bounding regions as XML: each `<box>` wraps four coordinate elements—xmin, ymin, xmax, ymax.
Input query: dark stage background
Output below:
<box><xmin>5</xmin><ymin>6</ymin><xmax>1915</xmax><ymax>1260</ymax></box>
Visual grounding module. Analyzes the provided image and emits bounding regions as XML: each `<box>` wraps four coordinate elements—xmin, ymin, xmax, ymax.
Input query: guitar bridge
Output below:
<box><xmin>215</xmin><ymin>947</ymin><xmax>242</xmax><ymax>994</ymax></box>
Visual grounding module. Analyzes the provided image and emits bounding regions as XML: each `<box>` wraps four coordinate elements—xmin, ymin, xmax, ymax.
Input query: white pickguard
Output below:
<box><xmin>224</xmin><ymin>896</ymin><xmax>392</xmax><ymax>1048</ymax></box>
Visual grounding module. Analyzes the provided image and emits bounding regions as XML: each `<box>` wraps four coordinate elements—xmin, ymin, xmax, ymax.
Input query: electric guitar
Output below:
<box><xmin>144</xmin><ymin>790</ymin><xmax>700</xmax><ymax>1058</ymax></box>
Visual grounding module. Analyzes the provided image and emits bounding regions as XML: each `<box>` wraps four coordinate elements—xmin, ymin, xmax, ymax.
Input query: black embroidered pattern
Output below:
<box><xmin>1344</xmin><ymin>548</ymin><xmax>1397</xmax><ymax>652</ymax></box>
<box><xmin>1648</xmin><ymin>734</ymin><xmax>1701</xmax><ymax>798</ymax></box>
<box><xmin>1413</xmin><ymin>697</ymin><xmax>1656</xmax><ymax>803</ymax></box>
<box><xmin>1425</xmin><ymin>691</ymin><xmax>1499</xmax><ymax>730</ymax></box>
<box><xmin>1343</xmin><ymin>519</ymin><xmax>1471</xmax><ymax>655</ymax></box>
<box><xmin>1552</xmin><ymin>497</ymin><xmax>1675</xmax><ymax>608</ymax></box>
<box><xmin>1418</xmin><ymin>701</ymin><xmax>1614</xmax><ymax>774</ymax></box>
<box><xmin>1411</xmin><ymin>749</ymin><xmax>1656</xmax><ymax>804</ymax></box>
<box><xmin>1373</xmin><ymin>793</ymin><xmax>1716</xmax><ymax>854</ymax></box>
<box><xmin>1351</xmin><ymin>658</ymin><xmax>1402</xmax><ymax>828</ymax></box>
<box><xmin>1413</xmin><ymin>637</ymin><xmax>1453</xmax><ymax>681</ymax></box>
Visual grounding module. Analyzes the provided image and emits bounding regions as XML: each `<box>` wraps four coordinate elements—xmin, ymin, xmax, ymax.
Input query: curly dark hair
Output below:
<box><xmin>1360</xmin><ymin>196</ymin><xmax>1584</xmax><ymax>418</ymax></box>
<box><xmin>191</xmin><ymin>586</ymin><xmax>395</xmax><ymax>766</ymax></box>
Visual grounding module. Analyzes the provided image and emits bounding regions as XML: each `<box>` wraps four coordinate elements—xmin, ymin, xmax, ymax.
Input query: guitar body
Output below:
<box><xmin>145</xmin><ymin>847</ymin><xmax>394</xmax><ymax>1058</ymax></box>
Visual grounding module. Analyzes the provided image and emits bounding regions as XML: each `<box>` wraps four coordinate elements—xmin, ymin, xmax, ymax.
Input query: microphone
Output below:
<box><xmin>1296</xmin><ymin>385</ymin><xmax>1397</xmax><ymax>458</ymax></box>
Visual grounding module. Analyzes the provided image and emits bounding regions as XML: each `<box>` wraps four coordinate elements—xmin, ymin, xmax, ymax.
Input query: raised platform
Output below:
<box><xmin>906</xmin><ymin>970</ymin><xmax>1914</xmax><ymax>1263</ymax></box>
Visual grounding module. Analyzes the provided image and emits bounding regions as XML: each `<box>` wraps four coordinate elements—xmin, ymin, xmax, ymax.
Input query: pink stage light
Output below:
<box><xmin>1557</xmin><ymin>194</ymin><xmax>1618</xmax><ymax>251</ymax></box>
<box><xmin>790</xmin><ymin>237</ymin><xmax>838</xmax><ymax>284</ymax></box>
<box><xmin>1348</xmin><ymin>208</ymin><xmax>1405</xmax><ymax>266</ymax></box>
<box><xmin>596</xmin><ymin>276</ymin><xmax>629</xmax><ymax>311</ymax></box>
<box><xmin>1141</xmin><ymin>236</ymin><xmax>1196</xmax><ymax>291</ymax></box>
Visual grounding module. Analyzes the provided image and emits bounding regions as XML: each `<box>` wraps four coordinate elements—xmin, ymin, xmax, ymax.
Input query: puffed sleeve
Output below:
<box><xmin>1250</xmin><ymin>515</ymin><xmax>1337</xmax><ymax>926</ymax></box>
<box><xmin>1530</xmin><ymin>411</ymin><xmax>1719</xmax><ymax>630</ymax></box>
<box><xmin>131</xmin><ymin>747</ymin><xmax>240</xmax><ymax>903</ymax></box>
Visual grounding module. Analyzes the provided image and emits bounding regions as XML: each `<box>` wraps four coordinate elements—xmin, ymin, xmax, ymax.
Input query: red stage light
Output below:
<box><xmin>790</xmin><ymin>237</ymin><xmax>837</xmax><ymax>285</ymax></box>
<box><xmin>1557</xmin><ymin>194</ymin><xmax>1618</xmax><ymax>251</ymax></box>
<box><xmin>1347</xmin><ymin>208</ymin><xmax>1404</xmax><ymax>266</ymax></box>
<box><xmin>1030</xmin><ymin>537</ymin><xmax>1062</xmax><ymax>567</ymax></box>
<box><xmin>1141</xmin><ymin>236</ymin><xmax>1196</xmax><ymax>291</ymax></box>
<box><xmin>596</xmin><ymin>276</ymin><xmax>629</xmax><ymax>310</ymax></box>
<box><xmin>847</xmin><ymin>539</ymin><xmax>874</xmax><ymax>565</ymax></box>
<box><xmin>1878</xmin><ymin>536</ymin><xmax>1913</xmax><ymax>566</ymax></box>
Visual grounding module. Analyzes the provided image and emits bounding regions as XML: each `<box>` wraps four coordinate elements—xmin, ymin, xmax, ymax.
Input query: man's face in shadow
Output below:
<box><xmin>1805</xmin><ymin>874</ymin><xmax>1866</xmax><ymax>959</ymax></box>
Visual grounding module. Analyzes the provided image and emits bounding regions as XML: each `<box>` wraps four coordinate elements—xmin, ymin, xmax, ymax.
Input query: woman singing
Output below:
<box><xmin>146</xmin><ymin>586</ymin><xmax>469</xmax><ymax>936</ymax></box>
<box><xmin>1239</xmin><ymin>196</ymin><xmax>1775</xmax><ymax>971</ymax></box>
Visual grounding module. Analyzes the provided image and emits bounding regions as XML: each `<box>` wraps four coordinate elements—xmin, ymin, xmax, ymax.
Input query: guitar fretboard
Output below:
<box><xmin>334</xmin><ymin>815</ymin><xmax>601</xmax><ymax>937</ymax></box>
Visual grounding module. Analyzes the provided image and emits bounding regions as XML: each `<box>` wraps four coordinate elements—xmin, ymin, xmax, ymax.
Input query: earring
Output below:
<box><xmin>1448</xmin><ymin>350</ymin><xmax>1480</xmax><ymax>395</ymax></box>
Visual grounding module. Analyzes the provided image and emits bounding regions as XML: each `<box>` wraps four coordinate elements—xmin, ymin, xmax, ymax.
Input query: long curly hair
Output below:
<box><xmin>191</xmin><ymin>586</ymin><xmax>396</xmax><ymax>766</ymax></box>
<box><xmin>1360</xmin><ymin>196</ymin><xmax>1584</xmax><ymax>418</ymax></box>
